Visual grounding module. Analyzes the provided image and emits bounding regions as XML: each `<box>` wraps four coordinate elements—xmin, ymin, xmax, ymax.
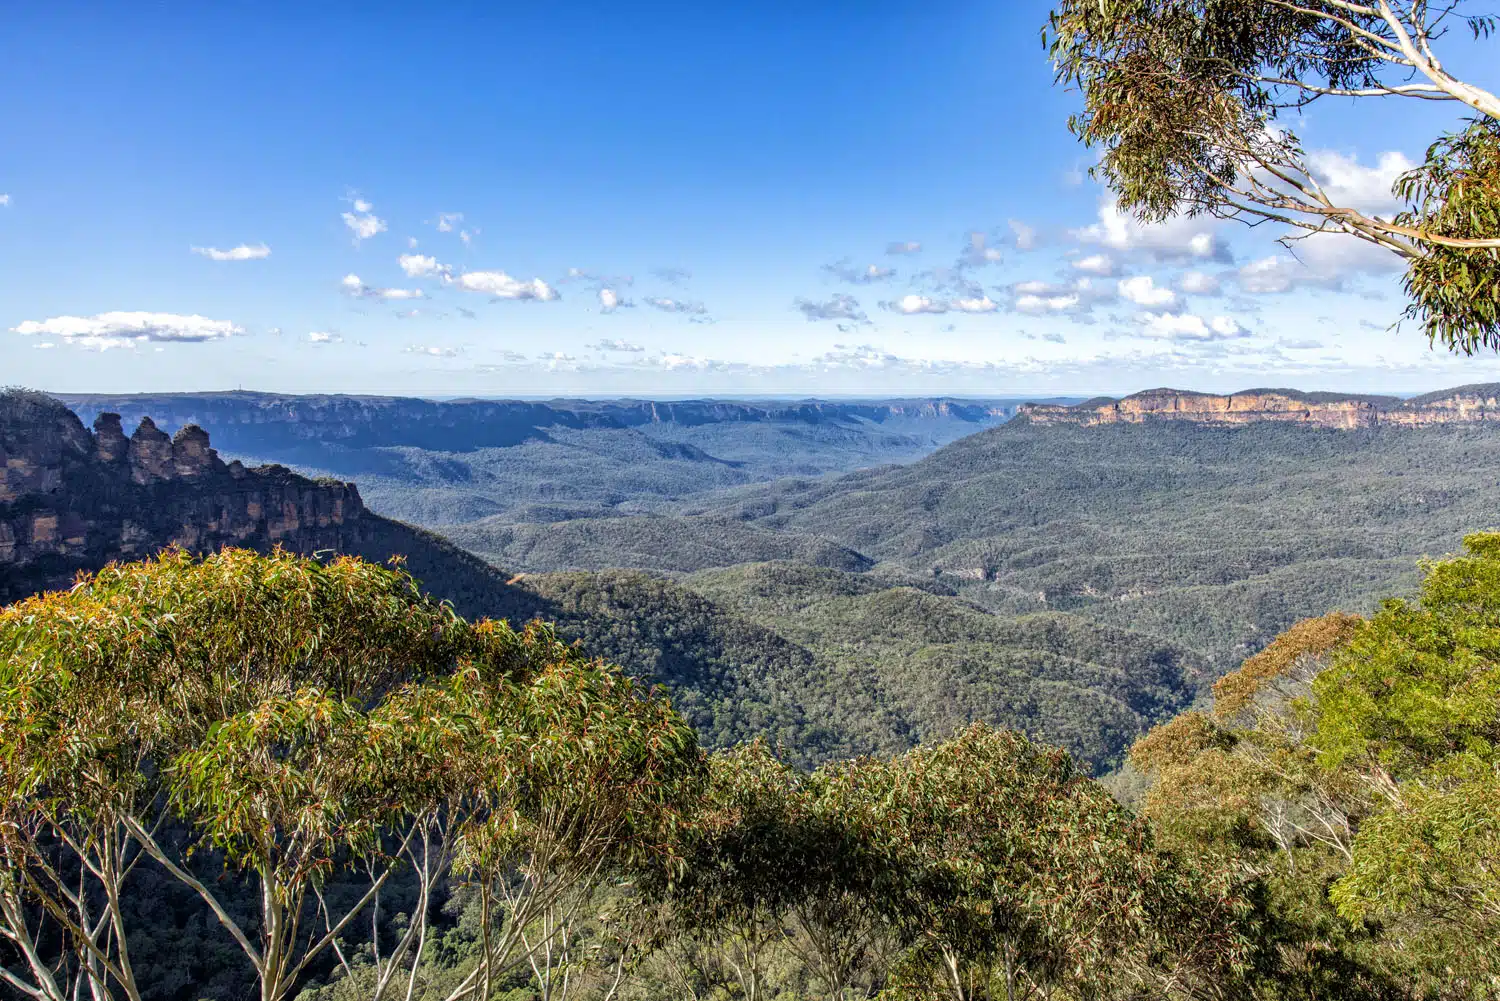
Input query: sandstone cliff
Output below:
<box><xmin>0</xmin><ymin>391</ymin><xmax>367</xmax><ymax>602</ymax></box>
<box><xmin>1017</xmin><ymin>384</ymin><xmax>1500</xmax><ymax>429</ymax></box>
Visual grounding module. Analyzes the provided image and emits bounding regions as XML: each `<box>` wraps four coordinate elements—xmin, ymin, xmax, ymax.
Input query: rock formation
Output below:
<box><xmin>1</xmin><ymin>391</ymin><xmax>369</xmax><ymax>602</ymax></box>
<box><xmin>1018</xmin><ymin>384</ymin><xmax>1500</xmax><ymax>429</ymax></box>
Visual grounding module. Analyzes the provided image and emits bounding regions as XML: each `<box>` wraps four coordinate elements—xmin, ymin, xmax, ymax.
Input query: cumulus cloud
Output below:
<box><xmin>404</xmin><ymin>344</ymin><xmax>460</xmax><ymax>357</ymax></box>
<box><xmin>644</xmin><ymin>296</ymin><xmax>708</xmax><ymax>315</ymax></box>
<box><xmin>1138</xmin><ymin>312</ymin><xmax>1251</xmax><ymax>341</ymax></box>
<box><xmin>886</xmin><ymin>241</ymin><xmax>922</xmax><ymax>255</ymax></box>
<box><xmin>342</xmin><ymin>274</ymin><xmax>426</xmax><ymax>300</ymax></box>
<box><xmin>1176</xmin><ymin>270</ymin><xmax>1223</xmax><ymax>295</ymax></box>
<box><xmin>398</xmin><ymin>253</ymin><xmax>448</xmax><ymax>278</ymax></box>
<box><xmin>13</xmin><ymin>311</ymin><xmax>243</xmax><ymax>350</ymax></box>
<box><xmin>1118</xmin><ymin>275</ymin><xmax>1177</xmax><ymax>307</ymax></box>
<box><xmin>598</xmin><ymin>288</ymin><xmax>633</xmax><ymax>312</ymax></box>
<box><xmin>1072</xmin><ymin>253</ymin><xmax>1117</xmax><ymax>276</ymax></box>
<box><xmin>192</xmin><ymin>243</ymin><xmax>270</xmax><ymax>261</ymax></box>
<box><xmin>796</xmin><ymin>293</ymin><xmax>868</xmax><ymax>323</ymax></box>
<box><xmin>1278</xmin><ymin>338</ymin><xmax>1324</xmax><ymax>349</ymax></box>
<box><xmin>1307</xmin><ymin>150</ymin><xmax>1416</xmax><ymax>215</ymax></box>
<box><xmin>592</xmin><ymin>338</ymin><xmax>645</xmax><ymax>352</ymax></box>
<box><xmin>450</xmin><ymin>271</ymin><xmax>559</xmax><ymax>301</ymax></box>
<box><xmin>342</xmin><ymin>198</ymin><xmax>387</xmax><ymax>244</ymax></box>
<box><xmin>1236</xmin><ymin>229</ymin><xmax>1402</xmax><ymax>295</ymax></box>
<box><xmin>1075</xmin><ymin>199</ymin><xmax>1229</xmax><ymax>262</ymax></box>
<box><xmin>884</xmin><ymin>294</ymin><xmax>949</xmax><ymax>315</ymax></box>
<box><xmin>1042</xmin><ymin>332</ymin><xmax>1066</xmax><ymax>344</ymax></box>
<box><xmin>1008</xmin><ymin>219</ymin><xmax>1039</xmax><ymax>251</ymax></box>
<box><xmin>1008</xmin><ymin>277</ymin><xmax>1115</xmax><ymax>316</ymax></box>
<box><xmin>825</xmin><ymin>259</ymin><xmax>896</xmax><ymax>284</ymax></box>
<box><xmin>951</xmin><ymin>296</ymin><xmax>1000</xmax><ymax>313</ymax></box>
<box><xmin>435</xmin><ymin>212</ymin><xmax>463</xmax><ymax>233</ymax></box>
<box><xmin>1014</xmin><ymin>292</ymin><xmax>1080</xmax><ymax>314</ymax></box>
<box><xmin>0</xmin><ymin>194</ymin><xmax>10</xmax><ymax>207</ymax></box>
<box><xmin>307</xmin><ymin>331</ymin><xmax>343</xmax><ymax>344</ymax></box>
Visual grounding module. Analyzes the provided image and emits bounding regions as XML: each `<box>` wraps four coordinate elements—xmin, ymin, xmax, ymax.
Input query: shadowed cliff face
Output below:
<box><xmin>0</xmin><ymin>392</ymin><xmax>368</xmax><ymax>602</ymax></box>
<box><xmin>1018</xmin><ymin>385</ymin><xmax>1500</xmax><ymax>428</ymax></box>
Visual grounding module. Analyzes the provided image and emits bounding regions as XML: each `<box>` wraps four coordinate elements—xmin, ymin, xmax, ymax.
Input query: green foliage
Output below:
<box><xmin>1133</xmin><ymin>540</ymin><xmax>1500</xmax><ymax>996</ymax></box>
<box><xmin>1045</xmin><ymin>0</ymin><xmax>1500</xmax><ymax>352</ymax></box>
<box><xmin>1398</xmin><ymin>119</ymin><xmax>1500</xmax><ymax>354</ymax></box>
<box><xmin>1311</xmin><ymin>533</ymin><xmax>1500</xmax><ymax>940</ymax></box>
<box><xmin>0</xmin><ymin>548</ymin><xmax>702</xmax><ymax>1001</ymax></box>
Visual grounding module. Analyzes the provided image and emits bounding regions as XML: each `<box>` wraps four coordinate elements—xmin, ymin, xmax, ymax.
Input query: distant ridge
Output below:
<box><xmin>1018</xmin><ymin>384</ymin><xmax>1500</xmax><ymax>428</ymax></box>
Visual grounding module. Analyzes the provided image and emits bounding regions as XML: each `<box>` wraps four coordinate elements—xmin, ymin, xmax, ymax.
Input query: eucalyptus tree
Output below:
<box><xmin>1047</xmin><ymin>0</ymin><xmax>1500</xmax><ymax>352</ymax></box>
<box><xmin>1313</xmin><ymin>533</ymin><xmax>1500</xmax><ymax>962</ymax></box>
<box><xmin>826</xmin><ymin>724</ymin><xmax>1256</xmax><ymax>1001</ymax></box>
<box><xmin>0</xmin><ymin>548</ymin><xmax>703</xmax><ymax>1001</ymax></box>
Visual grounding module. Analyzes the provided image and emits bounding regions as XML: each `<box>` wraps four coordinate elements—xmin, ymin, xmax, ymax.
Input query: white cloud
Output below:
<box><xmin>886</xmin><ymin>241</ymin><xmax>922</xmax><ymax>255</ymax></box>
<box><xmin>592</xmin><ymin>338</ymin><xmax>645</xmax><ymax>352</ymax></box>
<box><xmin>1</xmin><ymin>194</ymin><xmax>13</xmax><ymax>207</ymax></box>
<box><xmin>307</xmin><ymin>331</ymin><xmax>342</xmax><ymax>344</ymax></box>
<box><xmin>1307</xmin><ymin>150</ymin><xmax>1415</xmax><ymax>215</ymax></box>
<box><xmin>1075</xmin><ymin>199</ymin><xmax>1228</xmax><ymax>261</ymax></box>
<box><xmin>1015</xmin><ymin>293</ymin><xmax>1081</xmax><ymax>314</ymax></box>
<box><xmin>886</xmin><ymin>294</ymin><xmax>949</xmax><ymax>315</ymax></box>
<box><xmin>951</xmin><ymin>296</ymin><xmax>999</xmax><ymax>313</ymax></box>
<box><xmin>1138</xmin><ymin>312</ymin><xmax>1251</xmax><ymax>341</ymax></box>
<box><xmin>644</xmin><ymin>296</ymin><xmax>708</xmax><ymax>315</ymax></box>
<box><xmin>191</xmin><ymin>243</ymin><xmax>270</xmax><ymax>262</ymax></box>
<box><xmin>436</xmin><ymin>212</ymin><xmax>463</xmax><ymax>233</ymax></box>
<box><xmin>599</xmin><ymin>287</ymin><xmax>633</xmax><ymax>312</ymax></box>
<box><xmin>450</xmin><ymin>271</ymin><xmax>559</xmax><ymax>301</ymax></box>
<box><xmin>1119</xmin><ymin>275</ymin><xmax>1177</xmax><ymax>307</ymax></box>
<box><xmin>1009</xmin><ymin>219</ymin><xmax>1038</xmax><ymax>251</ymax></box>
<box><xmin>825</xmin><ymin>260</ymin><xmax>896</xmax><ymax>283</ymax></box>
<box><xmin>1007</xmin><ymin>277</ymin><xmax>1114</xmax><ymax>315</ymax></box>
<box><xmin>342</xmin><ymin>274</ymin><xmax>426</xmax><ymax>300</ymax></box>
<box><xmin>13</xmin><ymin>311</ymin><xmax>242</xmax><ymax>350</ymax></box>
<box><xmin>404</xmin><ymin>344</ymin><xmax>459</xmax><ymax>357</ymax></box>
<box><xmin>342</xmin><ymin>199</ymin><xmax>387</xmax><ymax>244</ymax></box>
<box><xmin>1237</xmin><ymin>231</ymin><xmax>1402</xmax><ymax>294</ymax></box>
<box><xmin>1176</xmin><ymin>270</ymin><xmax>1223</xmax><ymax>295</ymax></box>
<box><xmin>1073</xmin><ymin>253</ymin><xmax>1117</xmax><ymax>276</ymax></box>
<box><xmin>1237</xmin><ymin>256</ymin><xmax>1303</xmax><ymax>294</ymax></box>
<box><xmin>398</xmin><ymin>253</ymin><xmax>449</xmax><ymax>278</ymax></box>
<box><xmin>797</xmin><ymin>293</ymin><xmax>868</xmax><ymax>323</ymax></box>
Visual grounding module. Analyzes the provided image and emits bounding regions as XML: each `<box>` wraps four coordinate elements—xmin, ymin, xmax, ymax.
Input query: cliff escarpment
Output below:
<box><xmin>0</xmin><ymin>391</ymin><xmax>370</xmax><ymax>602</ymax></box>
<box><xmin>1018</xmin><ymin>384</ymin><xmax>1500</xmax><ymax>428</ymax></box>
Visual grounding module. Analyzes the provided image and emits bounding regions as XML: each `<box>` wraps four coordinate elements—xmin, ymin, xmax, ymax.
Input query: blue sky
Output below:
<box><xmin>3</xmin><ymin>0</ymin><xmax>1497</xmax><ymax>397</ymax></box>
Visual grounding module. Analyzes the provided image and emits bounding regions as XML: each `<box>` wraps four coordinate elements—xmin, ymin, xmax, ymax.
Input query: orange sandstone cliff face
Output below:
<box><xmin>1018</xmin><ymin>385</ymin><xmax>1500</xmax><ymax>429</ymax></box>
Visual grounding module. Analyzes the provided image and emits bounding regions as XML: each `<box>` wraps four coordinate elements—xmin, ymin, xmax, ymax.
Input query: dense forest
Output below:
<box><xmin>483</xmin><ymin>419</ymin><xmax>1500</xmax><ymax>669</ymax></box>
<box><xmin>4</xmin><ymin>544</ymin><xmax>1497</xmax><ymax>1000</ymax></box>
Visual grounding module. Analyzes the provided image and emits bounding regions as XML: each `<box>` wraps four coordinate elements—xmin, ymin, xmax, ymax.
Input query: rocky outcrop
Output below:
<box><xmin>1</xmin><ymin>391</ymin><xmax>370</xmax><ymax>602</ymax></box>
<box><xmin>1018</xmin><ymin>384</ymin><xmax>1500</xmax><ymax>429</ymax></box>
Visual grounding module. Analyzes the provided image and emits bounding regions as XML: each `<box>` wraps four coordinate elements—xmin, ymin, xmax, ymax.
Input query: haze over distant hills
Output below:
<box><xmin>57</xmin><ymin>392</ymin><xmax>1035</xmax><ymax>525</ymax></box>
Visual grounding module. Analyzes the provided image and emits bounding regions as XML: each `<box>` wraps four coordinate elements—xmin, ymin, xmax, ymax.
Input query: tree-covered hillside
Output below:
<box><xmin>465</xmin><ymin>419</ymin><xmax>1500</xmax><ymax>671</ymax></box>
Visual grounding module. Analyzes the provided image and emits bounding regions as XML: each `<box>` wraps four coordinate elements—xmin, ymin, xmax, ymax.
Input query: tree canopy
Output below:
<box><xmin>1047</xmin><ymin>0</ymin><xmax>1500</xmax><ymax>352</ymax></box>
